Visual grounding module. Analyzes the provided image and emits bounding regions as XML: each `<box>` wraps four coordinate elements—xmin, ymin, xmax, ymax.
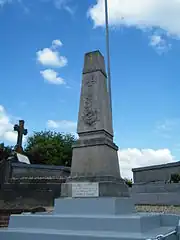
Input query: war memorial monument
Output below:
<box><xmin>0</xmin><ymin>51</ymin><xmax>180</xmax><ymax>240</ymax></box>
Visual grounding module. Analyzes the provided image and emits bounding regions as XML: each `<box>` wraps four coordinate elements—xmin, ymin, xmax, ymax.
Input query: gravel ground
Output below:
<box><xmin>135</xmin><ymin>205</ymin><xmax>180</xmax><ymax>214</ymax></box>
<box><xmin>45</xmin><ymin>206</ymin><xmax>180</xmax><ymax>214</ymax></box>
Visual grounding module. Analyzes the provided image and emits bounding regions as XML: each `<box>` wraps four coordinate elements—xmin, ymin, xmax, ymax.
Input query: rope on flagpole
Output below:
<box><xmin>105</xmin><ymin>0</ymin><xmax>112</xmax><ymax>115</ymax></box>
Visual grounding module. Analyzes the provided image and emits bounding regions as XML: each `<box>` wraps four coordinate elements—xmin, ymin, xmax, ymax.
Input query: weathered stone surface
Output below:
<box><xmin>0</xmin><ymin>160</ymin><xmax>70</xmax><ymax>185</ymax></box>
<box><xmin>62</xmin><ymin>50</ymin><xmax>128</xmax><ymax>197</ymax></box>
<box><xmin>14</xmin><ymin>120</ymin><xmax>28</xmax><ymax>154</ymax></box>
<box><xmin>61</xmin><ymin>181</ymin><xmax>130</xmax><ymax>198</ymax></box>
<box><xmin>132</xmin><ymin>161</ymin><xmax>180</xmax><ymax>183</ymax></box>
<box><xmin>77</xmin><ymin>51</ymin><xmax>113</xmax><ymax>136</ymax></box>
<box><xmin>10</xmin><ymin>163</ymin><xmax>70</xmax><ymax>179</ymax></box>
<box><xmin>132</xmin><ymin>161</ymin><xmax>180</xmax><ymax>205</ymax></box>
<box><xmin>131</xmin><ymin>182</ymin><xmax>180</xmax><ymax>206</ymax></box>
<box><xmin>71</xmin><ymin>144</ymin><xmax>120</xmax><ymax>179</ymax></box>
<box><xmin>0</xmin><ymin>161</ymin><xmax>70</xmax><ymax>213</ymax></box>
<box><xmin>83</xmin><ymin>51</ymin><xmax>107</xmax><ymax>77</ymax></box>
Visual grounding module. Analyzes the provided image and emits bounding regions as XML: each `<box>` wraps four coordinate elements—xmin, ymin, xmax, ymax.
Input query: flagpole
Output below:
<box><xmin>104</xmin><ymin>0</ymin><xmax>112</xmax><ymax>114</ymax></box>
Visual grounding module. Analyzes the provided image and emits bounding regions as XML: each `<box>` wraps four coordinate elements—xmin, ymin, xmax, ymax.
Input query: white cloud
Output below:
<box><xmin>156</xmin><ymin>119</ymin><xmax>178</xmax><ymax>132</ymax></box>
<box><xmin>37</xmin><ymin>48</ymin><xmax>67</xmax><ymax>68</ymax></box>
<box><xmin>0</xmin><ymin>105</ymin><xmax>17</xmax><ymax>143</ymax></box>
<box><xmin>149</xmin><ymin>34</ymin><xmax>171</xmax><ymax>54</ymax></box>
<box><xmin>40</xmin><ymin>69</ymin><xmax>65</xmax><ymax>85</ymax></box>
<box><xmin>54</xmin><ymin>0</ymin><xmax>74</xmax><ymax>15</ymax></box>
<box><xmin>36</xmin><ymin>39</ymin><xmax>67</xmax><ymax>68</ymax></box>
<box><xmin>155</xmin><ymin>118</ymin><xmax>180</xmax><ymax>138</ymax></box>
<box><xmin>0</xmin><ymin>0</ymin><xmax>28</xmax><ymax>11</ymax></box>
<box><xmin>4</xmin><ymin>131</ymin><xmax>17</xmax><ymax>143</ymax></box>
<box><xmin>89</xmin><ymin>0</ymin><xmax>180</xmax><ymax>37</ymax></box>
<box><xmin>0</xmin><ymin>105</ymin><xmax>4</xmax><ymax>112</ymax></box>
<box><xmin>54</xmin><ymin>0</ymin><xmax>68</xmax><ymax>8</ymax></box>
<box><xmin>0</xmin><ymin>0</ymin><xmax>12</xmax><ymax>7</ymax></box>
<box><xmin>52</xmin><ymin>39</ymin><xmax>63</xmax><ymax>49</ymax></box>
<box><xmin>118</xmin><ymin>148</ymin><xmax>176</xmax><ymax>179</ymax></box>
<box><xmin>47</xmin><ymin>120</ymin><xmax>77</xmax><ymax>132</ymax></box>
<box><xmin>89</xmin><ymin>0</ymin><xmax>180</xmax><ymax>52</ymax></box>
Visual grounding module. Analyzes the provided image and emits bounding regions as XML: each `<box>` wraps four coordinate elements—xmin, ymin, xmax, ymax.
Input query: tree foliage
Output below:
<box><xmin>0</xmin><ymin>143</ymin><xmax>13</xmax><ymax>162</ymax></box>
<box><xmin>24</xmin><ymin>131</ymin><xmax>76</xmax><ymax>166</ymax></box>
<box><xmin>124</xmin><ymin>178</ymin><xmax>133</xmax><ymax>188</ymax></box>
<box><xmin>170</xmin><ymin>173</ymin><xmax>180</xmax><ymax>183</ymax></box>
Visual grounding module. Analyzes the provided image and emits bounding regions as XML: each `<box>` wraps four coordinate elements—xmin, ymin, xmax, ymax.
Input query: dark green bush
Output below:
<box><xmin>170</xmin><ymin>173</ymin><xmax>180</xmax><ymax>183</ymax></box>
<box><xmin>124</xmin><ymin>178</ymin><xmax>132</xmax><ymax>187</ymax></box>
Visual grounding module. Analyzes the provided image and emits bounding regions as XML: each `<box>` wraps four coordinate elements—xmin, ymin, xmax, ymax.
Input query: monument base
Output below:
<box><xmin>61</xmin><ymin>180</ymin><xmax>130</xmax><ymax>198</ymax></box>
<box><xmin>67</xmin><ymin>133</ymin><xmax>130</xmax><ymax>198</ymax></box>
<box><xmin>54</xmin><ymin>197</ymin><xmax>135</xmax><ymax>215</ymax></box>
<box><xmin>0</xmin><ymin>197</ymin><xmax>180</xmax><ymax>240</ymax></box>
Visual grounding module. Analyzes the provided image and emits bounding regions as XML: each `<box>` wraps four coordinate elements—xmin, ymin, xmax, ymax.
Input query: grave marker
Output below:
<box><xmin>14</xmin><ymin>120</ymin><xmax>27</xmax><ymax>154</ymax></box>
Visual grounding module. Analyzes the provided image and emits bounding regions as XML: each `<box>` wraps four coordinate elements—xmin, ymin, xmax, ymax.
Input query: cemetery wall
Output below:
<box><xmin>132</xmin><ymin>182</ymin><xmax>180</xmax><ymax>193</ymax></box>
<box><xmin>131</xmin><ymin>182</ymin><xmax>180</xmax><ymax>205</ymax></box>
<box><xmin>10</xmin><ymin>163</ymin><xmax>70</xmax><ymax>179</ymax></box>
<box><xmin>0</xmin><ymin>185</ymin><xmax>56</xmax><ymax>206</ymax></box>
<box><xmin>132</xmin><ymin>192</ymin><xmax>180</xmax><ymax>206</ymax></box>
<box><xmin>0</xmin><ymin>161</ymin><xmax>70</xmax><ymax>213</ymax></box>
<box><xmin>0</xmin><ymin>182</ymin><xmax>64</xmax><ymax>216</ymax></box>
<box><xmin>132</xmin><ymin>161</ymin><xmax>180</xmax><ymax>183</ymax></box>
<box><xmin>0</xmin><ymin>160</ymin><xmax>11</xmax><ymax>187</ymax></box>
<box><xmin>0</xmin><ymin>160</ymin><xmax>70</xmax><ymax>187</ymax></box>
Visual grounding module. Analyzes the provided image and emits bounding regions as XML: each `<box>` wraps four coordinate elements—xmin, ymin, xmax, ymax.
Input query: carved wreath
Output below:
<box><xmin>82</xmin><ymin>95</ymin><xmax>98</xmax><ymax>126</ymax></box>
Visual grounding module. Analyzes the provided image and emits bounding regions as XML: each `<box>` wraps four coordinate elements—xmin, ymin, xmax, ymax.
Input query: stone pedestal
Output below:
<box><xmin>0</xmin><ymin>198</ymin><xmax>180</xmax><ymax>240</ymax></box>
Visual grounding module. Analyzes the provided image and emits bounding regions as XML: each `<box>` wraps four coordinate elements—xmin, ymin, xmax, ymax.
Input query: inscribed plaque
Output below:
<box><xmin>72</xmin><ymin>182</ymin><xmax>99</xmax><ymax>197</ymax></box>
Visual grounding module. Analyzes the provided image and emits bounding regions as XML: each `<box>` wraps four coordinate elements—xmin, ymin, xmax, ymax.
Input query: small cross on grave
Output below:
<box><xmin>14</xmin><ymin>120</ymin><xmax>28</xmax><ymax>154</ymax></box>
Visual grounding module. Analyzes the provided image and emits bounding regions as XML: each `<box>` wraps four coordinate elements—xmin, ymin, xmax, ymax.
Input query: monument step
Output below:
<box><xmin>0</xmin><ymin>226</ymin><xmax>177</xmax><ymax>240</ymax></box>
<box><xmin>8</xmin><ymin>213</ymin><xmax>161</xmax><ymax>233</ymax></box>
<box><xmin>54</xmin><ymin>198</ymin><xmax>135</xmax><ymax>215</ymax></box>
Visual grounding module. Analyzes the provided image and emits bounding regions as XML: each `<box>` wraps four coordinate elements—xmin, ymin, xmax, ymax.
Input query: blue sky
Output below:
<box><xmin>1</xmin><ymin>0</ymin><xmax>180</xmax><ymax>178</ymax></box>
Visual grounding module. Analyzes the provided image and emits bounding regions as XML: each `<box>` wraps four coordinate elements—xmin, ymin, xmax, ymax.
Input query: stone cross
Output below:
<box><xmin>14</xmin><ymin>120</ymin><xmax>28</xmax><ymax>153</ymax></box>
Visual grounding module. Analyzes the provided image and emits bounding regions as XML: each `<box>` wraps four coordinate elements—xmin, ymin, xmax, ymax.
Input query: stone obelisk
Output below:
<box><xmin>61</xmin><ymin>50</ymin><xmax>129</xmax><ymax>197</ymax></box>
